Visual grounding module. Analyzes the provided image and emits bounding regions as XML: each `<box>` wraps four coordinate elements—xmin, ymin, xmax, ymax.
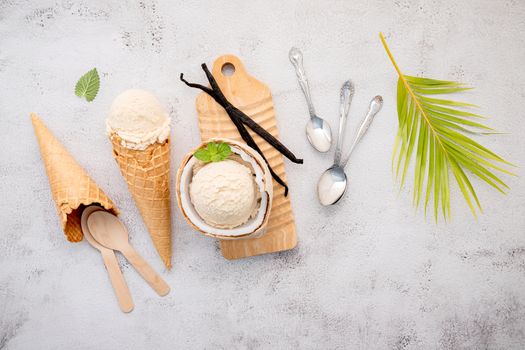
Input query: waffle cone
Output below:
<box><xmin>31</xmin><ymin>114</ymin><xmax>118</xmax><ymax>242</ymax></box>
<box><xmin>110</xmin><ymin>134</ymin><xmax>172</xmax><ymax>269</ymax></box>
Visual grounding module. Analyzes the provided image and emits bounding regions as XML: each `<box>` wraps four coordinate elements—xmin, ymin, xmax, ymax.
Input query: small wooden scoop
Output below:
<box><xmin>87</xmin><ymin>211</ymin><xmax>170</xmax><ymax>296</ymax></box>
<box><xmin>81</xmin><ymin>206</ymin><xmax>134</xmax><ymax>313</ymax></box>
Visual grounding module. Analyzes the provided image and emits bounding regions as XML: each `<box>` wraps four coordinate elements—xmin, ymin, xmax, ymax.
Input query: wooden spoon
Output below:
<box><xmin>81</xmin><ymin>206</ymin><xmax>134</xmax><ymax>313</ymax></box>
<box><xmin>87</xmin><ymin>211</ymin><xmax>170</xmax><ymax>296</ymax></box>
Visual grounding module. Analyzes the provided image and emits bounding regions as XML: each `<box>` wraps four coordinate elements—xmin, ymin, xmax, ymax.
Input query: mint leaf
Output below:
<box><xmin>75</xmin><ymin>68</ymin><xmax>100</xmax><ymax>102</ymax></box>
<box><xmin>194</xmin><ymin>142</ymin><xmax>232</xmax><ymax>163</ymax></box>
<box><xmin>207</xmin><ymin>142</ymin><xmax>218</xmax><ymax>155</ymax></box>
<box><xmin>194</xmin><ymin>148</ymin><xmax>211</xmax><ymax>162</ymax></box>
<box><xmin>210</xmin><ymin>153</ymin><xmax>222</xmax><ymax>162</ymax></box>
<box><xmin>217</xmin><ymin>142</ymin><xmax>232</xmax><ymax>159</ymax></box>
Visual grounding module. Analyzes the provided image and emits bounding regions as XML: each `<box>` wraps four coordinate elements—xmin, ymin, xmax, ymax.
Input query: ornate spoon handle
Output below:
<box><xmin>334</xmin><ymin>81</ymin><xmax>355</xmax><ymax>166</ymax></box>
<box><xmin>340</xmin><ymin>95</ymin><xmax>383</xmax><ymax>168</ymax></box>
<box><xmin>289</xmin><ymin>47</ymin><xmax>316</xmax><ymax>117</ymax></box>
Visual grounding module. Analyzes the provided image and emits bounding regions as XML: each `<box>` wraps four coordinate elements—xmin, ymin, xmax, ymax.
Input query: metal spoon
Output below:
<box><xmin>318</xmin><ymin>95</ymin><xmax>383</xmax><ymax>206</ymax></box>
<box><xmin>87</xmin><ymin>211</ymin><xmax>170</xmax><ymax>296</ymax></box>
<box><xmin>289</xmin><ymin>47</ymin><xmax>332</xmax><ymax>152</ymax></box>
<box><xmin>317</xmin><ymin>81</ymin><xmax>354</xmax><ymax>205</ymax></box>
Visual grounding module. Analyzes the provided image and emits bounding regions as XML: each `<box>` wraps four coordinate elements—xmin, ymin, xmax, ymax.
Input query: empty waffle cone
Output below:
<box><xmin>31</xmin><ymin>113</ymin><xmax>118</xmax><ymax>242</ymax></box>
<box><xmin>110</xmin><ymin>134</ymin><xmax>172</xmax><ymax>269</ymax></box>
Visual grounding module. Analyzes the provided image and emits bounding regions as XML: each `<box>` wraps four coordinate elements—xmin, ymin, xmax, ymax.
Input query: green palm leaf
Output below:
<box><xmin>380</xmin><ymin>33</ymin><xmax>514</xmax><ymax>221</ymax></box>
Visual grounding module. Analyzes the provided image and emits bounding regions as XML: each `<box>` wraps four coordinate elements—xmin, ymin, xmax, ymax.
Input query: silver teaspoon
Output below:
<box><xmin>317</xmin><ymin>81</ymin><xmax>354</xmax><ymax>205</ymax></box>
<box><xmin>289</xmin><ymin>47</ymin><xmax>332</xmax><ymax>152</ymax></box>
<box><xmin>318</xmin><ymin>95</ymin><xmax>383</xmax><ymax>206</ymax></box>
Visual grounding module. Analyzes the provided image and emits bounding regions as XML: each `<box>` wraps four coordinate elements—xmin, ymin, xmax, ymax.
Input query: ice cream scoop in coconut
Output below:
<box><xmin>176</xmin><ymin>138</ymin><xmax>273</xmax><ymax>239</ymax></box>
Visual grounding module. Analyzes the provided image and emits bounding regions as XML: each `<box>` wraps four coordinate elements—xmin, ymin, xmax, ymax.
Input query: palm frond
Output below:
<box><xmin>380</xmin><ymin>33</ymin><xmax>514</xmax><ymax>221</ymax></box>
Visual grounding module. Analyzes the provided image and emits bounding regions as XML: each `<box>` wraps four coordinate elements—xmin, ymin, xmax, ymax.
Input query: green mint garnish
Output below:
<box><xmin>194</xmin><ymin>142</ymin><xmax>232</xmax><ymax>163</ymax></box>
<box><xmin>75</xmin><ymin>68</ymin><xmax>100</xmax><ymax>102</ymax></box>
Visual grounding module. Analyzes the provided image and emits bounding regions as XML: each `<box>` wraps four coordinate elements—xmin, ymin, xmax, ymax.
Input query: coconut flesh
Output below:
<box><xmin>178</xmin><ymin>144</ymin><xmax>272</xmax><ymax>238</ymax></box>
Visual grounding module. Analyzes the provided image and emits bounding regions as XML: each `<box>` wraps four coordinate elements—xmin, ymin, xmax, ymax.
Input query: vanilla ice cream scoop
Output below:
<box><xmin>107</xmin><ymin>89</ymin><xmax>170</xmax><ymax>150</ymax></box>
<box><xmin>177</xmin><ymin>139</ymin><xmax>273</xmax><ymax>239</ymax></box>
<box><xmin>190</xmin><ymin>159</ymin><xmax>258</xmax><ymax>229</ymax></box>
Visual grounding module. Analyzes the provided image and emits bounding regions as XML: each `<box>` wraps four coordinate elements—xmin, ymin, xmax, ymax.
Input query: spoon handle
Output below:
<box><xmin>340</xmin><ymin>95</ymin><xmax>383</xmax><ymax>168</ymax></box>
<box><xmin>334</xmin><ymin>81</ymin><xmax>355</xmax><ymax>166</ymax></box>
<box><xmin>289</xmin><ymin>47</ymin><xmax>316</xmax><ymax>117</ymax></box>
<box><xmin>101</xmin><ymin>250</ymin><xmax>134</xmax><ymax>313</ymax></box>
<box><xmin>121</xmin><ymin>245</ymin><xmax>170</xmax><ymax>296</ymax></box>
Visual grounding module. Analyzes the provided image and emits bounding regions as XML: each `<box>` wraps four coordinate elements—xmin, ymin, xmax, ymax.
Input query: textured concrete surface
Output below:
<box><xmin>1</xmin><ymin>0</ymin><xmax>525</xmax><ymax>349</ymax></box>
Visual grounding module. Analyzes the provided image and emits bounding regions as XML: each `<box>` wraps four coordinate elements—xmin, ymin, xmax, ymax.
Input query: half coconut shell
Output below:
<box><xmin>176</xmin><ymin>138</ymin><xmax>273</xmax><ymax>240</ymax></box>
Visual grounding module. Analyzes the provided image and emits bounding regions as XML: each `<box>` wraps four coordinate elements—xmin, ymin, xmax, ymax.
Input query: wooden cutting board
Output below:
<box><xmin>195</xmin><ymin>55</ymin><xmax>298</xmax><ymax>259</ymax></box>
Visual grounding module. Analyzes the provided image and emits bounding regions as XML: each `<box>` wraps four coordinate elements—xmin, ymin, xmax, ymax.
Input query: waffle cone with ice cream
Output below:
<box><xmin>107</xmin><ymin>89</ymin><xmax>172</xmax><ymax>269</ymax></box>
<box><xmin>31</xmin><ymin>113</ymin><xmax>118</xmax><ymax>242</ymax></box>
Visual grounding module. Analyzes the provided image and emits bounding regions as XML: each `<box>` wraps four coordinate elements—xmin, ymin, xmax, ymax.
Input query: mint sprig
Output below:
<box><xmin>75</xmin><ymin>68</ymin><xmax>100</xmax><ymax>102</ymax></box>
<box><xmin>194</xmin><ymin>142</ymin><xmax>232</xmax><ymax>163</ymax></box>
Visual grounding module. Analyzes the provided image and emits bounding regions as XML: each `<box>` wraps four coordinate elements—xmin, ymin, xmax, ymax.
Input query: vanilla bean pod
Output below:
<box><xmin>180</xmin><ymin>64</ymin><xmax>303</xmax><ymax>196</ymax></box>
<box><xmin>228</xmin><ymin>109</ymin><xmax>290</xmax><ymax>196</ymax></box>
<box><xmin>181</xmin><ymin>64</ymin><xmax>303</xmax><ymax>165</ymax></box>
<box><xmin>199</xmin><ymin>65</ymin><xmax>303</xmax><ymax>165</ymax></box>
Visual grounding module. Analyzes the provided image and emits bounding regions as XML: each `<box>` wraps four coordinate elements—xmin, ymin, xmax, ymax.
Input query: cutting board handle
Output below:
<box><xmin>211</xmin><ymin>55</ymin><xmax>250</xmax><ymax>89</ymax></box>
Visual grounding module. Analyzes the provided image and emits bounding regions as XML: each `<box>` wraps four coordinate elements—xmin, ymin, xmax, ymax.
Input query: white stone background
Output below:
<box><xmin>1</xmin><ymin>0</ymin><xmax>524</xmax><ymax>349</ymax></box>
